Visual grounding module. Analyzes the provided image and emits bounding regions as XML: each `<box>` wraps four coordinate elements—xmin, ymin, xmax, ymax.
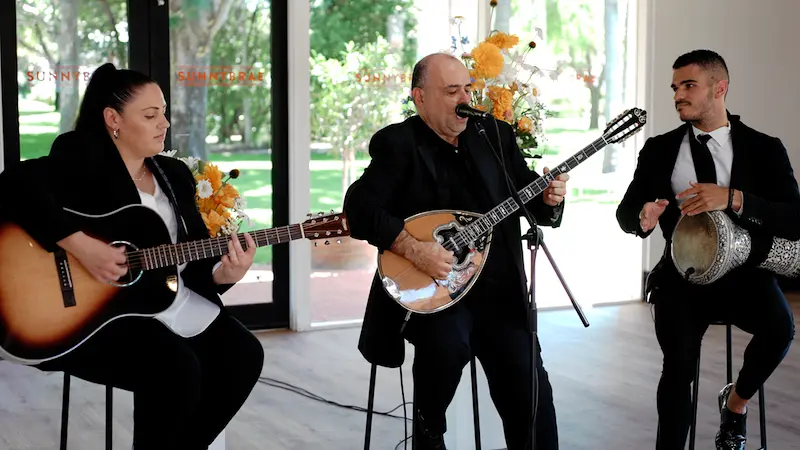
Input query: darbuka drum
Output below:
<box><xmin>671</xmin><ymin>210</ymin><xmax>800</xmax><ymax>284</ymax></box>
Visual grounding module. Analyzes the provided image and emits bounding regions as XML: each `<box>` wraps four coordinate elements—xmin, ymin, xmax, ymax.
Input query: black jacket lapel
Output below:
<box><xmin>461</xmin><ymin>120</ymin><xmax>528</xmax><ymax>283</ymax></box>
<box><xmin>727</xmin><ymin>113</ymin><xmax>749</xmax><ymax>192</ymax></box>
<box><xmin>461</xmin><ymin>120</ymin><xmax>504</xmax><ymax>207</ymax></box>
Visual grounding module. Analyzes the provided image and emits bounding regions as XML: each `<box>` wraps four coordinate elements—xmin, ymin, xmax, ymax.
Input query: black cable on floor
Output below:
<box><xmin>257</xmin><ymin>376</ymin><xmax>412</xmax><ymax>420</ymax></box>
<box><xmin>259</xmin><ymin>368</ymin><xmax>418</xmax><ymax>448</ymax></box>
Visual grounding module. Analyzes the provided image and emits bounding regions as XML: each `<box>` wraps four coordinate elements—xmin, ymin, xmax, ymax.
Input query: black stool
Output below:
<box><xmin>60</xmin><ymin>373</ymin><xmax>114</xmax><ymax>450</ymax></box>
<box><xmin>689</xmin><ymin>322</ymin><xmax>767</xmax><ymax>450</ymax></box>
<box><xmin>364</xmin><ymin>356</ymin><xmax>482</xmax><ymax>449</ymax></box>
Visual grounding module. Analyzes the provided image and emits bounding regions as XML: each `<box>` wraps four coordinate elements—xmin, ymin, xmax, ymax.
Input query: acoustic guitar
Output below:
<box><xmin>378</xmin><ymin>107</ymin><xmax>647</xmax><ymax>315</ymax></box>
<box><xmin>0</xmin><ymin>206</ymin><xmax>348</xmax><ymax>365</ymax></box>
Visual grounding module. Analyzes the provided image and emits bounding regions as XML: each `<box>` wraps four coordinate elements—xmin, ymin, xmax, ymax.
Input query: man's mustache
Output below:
<box><xmin>675</xmin><ymin>101</ymin><xmax>691</xmax><ymax>109</ymax></box>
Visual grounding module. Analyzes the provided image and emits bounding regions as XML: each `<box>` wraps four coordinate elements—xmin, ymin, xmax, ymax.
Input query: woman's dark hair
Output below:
<box><xmin>74</xmin><ymin>63</ymin><xmax>157</xmax><ymax>137</ymax></box>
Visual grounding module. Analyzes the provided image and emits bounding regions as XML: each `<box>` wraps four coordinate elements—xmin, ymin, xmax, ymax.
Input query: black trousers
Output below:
<box><xmin>404</xmin><ymin>278</ymin><xmax>558</xmax><ymax>450</ymax></box>
<box><xmin>651</xmin><ymin>269</ymin><xmax>794</xmax><ymax>450</ymax></box>
<box><xmin>37</xmin><ymin>312</ymin><xmax>265</xmax><ymax>450</ymax></box>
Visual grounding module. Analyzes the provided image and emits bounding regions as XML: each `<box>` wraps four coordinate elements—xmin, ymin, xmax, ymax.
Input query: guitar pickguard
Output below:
<box><xmin>432</xmin><ymin>213</ymin><xmax>491</xmax><ymax>296</ymax></box>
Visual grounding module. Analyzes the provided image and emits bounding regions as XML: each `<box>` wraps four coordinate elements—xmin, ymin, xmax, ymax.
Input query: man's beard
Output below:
<box><xmin>678</xmin><ymin>92</ymin><xmax>714</xmax><ymax>123</ymax></box>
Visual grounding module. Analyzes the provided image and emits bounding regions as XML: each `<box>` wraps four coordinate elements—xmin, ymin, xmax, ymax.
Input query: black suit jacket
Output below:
<box><xmin>0</xmin><ymin>130</ymin><xmax>234</xmax><ymax>308</ymax></box>
<box><xmin>616</xmin><ymin>112</ymin><xmax>800</xmax><ymax>295</ymax></box>
<box><xmin>343</xmin><ymin>115</ymin><xmax>564</xmax><ymax>368</ymax></box>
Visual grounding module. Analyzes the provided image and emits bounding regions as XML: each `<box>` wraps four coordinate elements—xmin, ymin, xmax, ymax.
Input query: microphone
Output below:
<box><xmin>455</xmin><ymin>103</ymin><xmax>490</xmax><ymax>119</ymax></box>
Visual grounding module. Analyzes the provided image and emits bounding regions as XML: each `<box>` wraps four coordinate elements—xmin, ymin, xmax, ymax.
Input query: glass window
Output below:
<box><xmin>17</xmin><ymin>0</ymin><xmax>129</xmax><ymax>160</ymax></box>
<box><xmin>506</xmin><ymin>0</ymin><xmax>642</xmax><ymax>307</ymax></box>
<box><xmin>307</xmin><ymin>0</ymin><xmax>480</xmax><ymax>324</ymax></box>
<box><xmin>168</xmin><ymin>0</ymin><xmax>272</xmax><ymax>308</ymax></box>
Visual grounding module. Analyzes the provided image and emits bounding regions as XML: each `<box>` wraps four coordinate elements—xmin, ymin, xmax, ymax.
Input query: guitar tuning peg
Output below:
<box><xmin>307</xmin><ymin>213</ymin><xmax>312</xmax><ymax>217</ymax></box>
<box><xmin>318</xmin><ymin>211</ymin><xmax>324</xmax><ymax>216</ymax></box>
<box><xmin>314</xmin><ymin>242</ymin><xmax>318</xmax><ymax>247</ymax></box>
<box><xmin>324</xmin><ymin>240</ymin><xmax>330</xmax><ymax>245</ymax></box>
<box><xmin>336</xmin><ymin>239</ymin><xmax>342</xmax><ymax>244</ymax></box>
<box><xmin>330</xmin><ymin>209</ymin><xmax>334</xmax><ymax>213</ymax></box>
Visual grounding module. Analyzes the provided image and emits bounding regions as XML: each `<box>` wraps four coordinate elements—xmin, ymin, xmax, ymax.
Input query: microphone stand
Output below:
<box><xmin>474</xmin><ymin>118</ymin><xmax>589</xmax><ymax>450</ymax></box>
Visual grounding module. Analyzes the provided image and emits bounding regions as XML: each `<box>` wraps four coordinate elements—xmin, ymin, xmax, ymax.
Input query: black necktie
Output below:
<box><xmin>690</xmin><ymin>133</ymin><xmax>716</xmax><ymax>184</ymax></box>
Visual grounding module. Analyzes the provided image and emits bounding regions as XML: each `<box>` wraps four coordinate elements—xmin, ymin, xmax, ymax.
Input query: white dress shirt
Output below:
<box><xmin>138</xmin><ymin>180</ymin><xmax>221</xmax><ymax>338</ymax></box>
<box><xmin>671</xmin><ymin>122</ymin><xmax>743</xmax><ymax>214</ymax></box>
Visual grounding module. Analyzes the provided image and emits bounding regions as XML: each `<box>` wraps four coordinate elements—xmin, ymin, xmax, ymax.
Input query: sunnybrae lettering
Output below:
<box><xmin>175</xmin><ymin>65</ymin><xmax>266</xmax><ymax>87</ymax></box>
<box><xmin>27</xmin><ymin>70</ymin><xmax>91</xmax><ymax>83</ymax></box>
<box><xmin>353</xmin><ymin>71</ymin><xmax>412</xmax><ymax>84</ymax></box>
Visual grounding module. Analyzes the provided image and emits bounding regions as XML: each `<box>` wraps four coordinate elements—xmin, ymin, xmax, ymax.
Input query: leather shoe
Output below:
<box><xmin>715</xmin><ymin>383</ymin><xmax>746</xmax><ymax>450</ymax></box>
<box><xmin>415</xmin><ymin>410</ymin><xmax>447</xmax><ymax>450</ymax></box>
<box><xmin>416</xmin><ymin>433</ymin><xmax>446</xmax><ymax>450</ymax></box>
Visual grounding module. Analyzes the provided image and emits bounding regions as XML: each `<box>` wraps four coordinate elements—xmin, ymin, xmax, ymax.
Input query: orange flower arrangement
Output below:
<box><xmin>464</xmin><ymin>22</ymin><xmax>550</xmax><ymax>159</ymax></box>
<box><xmin>401</xmin><ymin>4</ymin><xmax>551</xmax><ymax>162</ymax></box>
<box><xmin>161</xmin><ymin>150</ymin><xmax>248</xmax><ymax>237</ymax></box>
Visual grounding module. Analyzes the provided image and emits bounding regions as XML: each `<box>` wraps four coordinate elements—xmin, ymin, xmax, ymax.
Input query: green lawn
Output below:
<box><xmin>19</xmin><ymin>99</ymin><xmax>607</xmax><ymax>266</ymax></box>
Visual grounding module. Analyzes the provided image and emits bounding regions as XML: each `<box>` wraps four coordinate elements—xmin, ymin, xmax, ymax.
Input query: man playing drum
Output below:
<box><xmin>616</xmin><ymin>49</ymin><xmax>800</xmax><ymax>450</ymax></box>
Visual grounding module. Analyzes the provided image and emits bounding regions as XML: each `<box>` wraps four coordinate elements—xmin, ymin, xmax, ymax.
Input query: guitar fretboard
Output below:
<box><xmin>127</xmin><ymin>224</ymin><xmax>305</xmax><ymax>270</ymax></box>
<box><xmin>444</xmin><ymin>136</ymin><xmax>609</xmax><ymax>251</ymax></box>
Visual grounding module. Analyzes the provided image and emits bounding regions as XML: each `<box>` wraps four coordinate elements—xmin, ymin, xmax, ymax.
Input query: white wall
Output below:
<box><xmin>640</xmin><ymin>0</ymin><xmax>800</xmax><ymax>270</ymax></box>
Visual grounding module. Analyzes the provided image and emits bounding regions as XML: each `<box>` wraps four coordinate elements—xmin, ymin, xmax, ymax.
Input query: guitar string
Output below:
<box><xmin>124</xmin><ymin>228</ymin><xmax>301</xmax><ymax>265</ymax></box>
<box><xmin>124</xmin><ymin>227</ymin><xmax>301</xmax><ymax>263</ymax></box>
<box><xmin>440</xmin><ymin>136</ymin><xmax>607</xmax><ymax>253</ymax></box>
<box><xmin>125</xmin><ymin>231</ymin><xmax>294</xmax><ymax>271</ymax></box>
<box><xmin>124</xmin><ymin>224</ymin><xmax>340</xmax><ymax>270</ymax></box>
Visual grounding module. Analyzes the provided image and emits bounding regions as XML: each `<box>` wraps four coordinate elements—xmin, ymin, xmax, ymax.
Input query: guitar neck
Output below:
<box><xmin>129</xmin><ymin>224</ymin><xmax>305</xmax><ymax>270</ymax></box>
<box><xmin>466</xmin><ymin>136</ymin><xmax>609</xmax><ymax>236</ymax></box>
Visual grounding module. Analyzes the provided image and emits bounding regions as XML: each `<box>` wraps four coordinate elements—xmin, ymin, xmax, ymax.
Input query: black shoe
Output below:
<box><xmin>415</xmin><ymin>411</ymin><xmax>447</xmax><ymax>450</ymax></box>
<box><xmin>416</xmin><ymin>433</ymin><xmax>447</xmax><ymax>450</ymax></box>
<box><xmin>715</xmin><ymin>383</ymin><xmax>746</xmax><ymax>450</ymax></box>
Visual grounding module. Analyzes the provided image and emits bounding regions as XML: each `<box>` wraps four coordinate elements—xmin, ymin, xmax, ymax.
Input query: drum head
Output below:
<box><xmin>671</xmin><ymin>213</ymin><xmax>719</xmax><ymax>277</ymax></box>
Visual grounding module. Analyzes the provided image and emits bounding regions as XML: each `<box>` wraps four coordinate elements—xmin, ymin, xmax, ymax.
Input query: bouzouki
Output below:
<box><xmin>378</xmin><ymin>107</ymin><xmax>647</xmax><ymax>315</ymax></box>
<box><xmin>0</xmin><ymin>206</ymin><xmax>348</xmax><ymax>365</ymax></box>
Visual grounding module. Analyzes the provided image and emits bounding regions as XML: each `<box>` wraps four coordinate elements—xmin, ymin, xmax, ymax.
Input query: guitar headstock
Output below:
<box><xmin>603</xmin><ymin>107</ymin><xmax>647</xmax><ymax>144</ymax></box>
<box><xmin>303</xmin><ymin>210</ymin><xmax>350</xmax><ymax>246</ymax></box>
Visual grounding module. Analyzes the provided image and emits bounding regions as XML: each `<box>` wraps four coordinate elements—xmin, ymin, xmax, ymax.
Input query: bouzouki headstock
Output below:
<box><xmin>603</xmin><ymin>107</ymin><xmax>647</xmax><ymax>144</ymax></box>
<box><xmin>303</xmin><ymin>210</ymin><xmax>350</xmax><ymax>246</ymax></box>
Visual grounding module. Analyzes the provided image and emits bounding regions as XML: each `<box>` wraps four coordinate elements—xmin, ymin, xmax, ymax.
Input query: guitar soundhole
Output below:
<box><xmin>109</xmin><ymin>241</ymin><xmax>144</xmax><ymax>287</ymax></box>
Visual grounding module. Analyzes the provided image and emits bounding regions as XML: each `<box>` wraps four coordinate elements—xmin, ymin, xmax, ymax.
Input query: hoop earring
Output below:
<box><xmin>113</xmin><ymin>129</ymin><xmax>119</xmax><ymax>140</ymax></box>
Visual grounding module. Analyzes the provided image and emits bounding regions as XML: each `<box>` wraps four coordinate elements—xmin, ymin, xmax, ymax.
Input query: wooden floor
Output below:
<box><xmin>2</xmin><ymin>298</ymin><xmax>800</xmax><ymax>450</ymax></box>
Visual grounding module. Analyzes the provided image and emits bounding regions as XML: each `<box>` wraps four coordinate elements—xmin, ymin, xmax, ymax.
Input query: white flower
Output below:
<box><xmin>497</xmin><ymin>62</ymin><xmax>519</xmax><ymax>86</ymax></box>
<box><xmin>222</xmin><ymin>221</ymin><xmax>239</xmax><ymax>236</ymax></box>
<box><xmin>180</xmin><ymin>156</ymin><xmax>201</xmax><ymax>172</ymax></box>
<box><xmin>160</xmin><ymin>149</ymin><xmax>178</xmax><ymax>157</ymax></box>
<box><xmin>516</xmin><ymin>137</ymin><xmax>524</xmax><ymax>146</ymax></box>
<box><xmin>237</xmin><ymin>211</ymin><xmax>253</xmax><ymax>227</ymax></box>
<box><xmin>525</xmin><ymin>94</ymin><xmax>538</xmax><ymax>110</ymax></box>
<box><xmin>234</xmin><ymin>197</ymin><xmax>247</xmax><ymax>210</ymax></box>
<box><xmin>197</xmin><ymin>179</ymin><xmax>214</xmax><ymax>199</ymax></box>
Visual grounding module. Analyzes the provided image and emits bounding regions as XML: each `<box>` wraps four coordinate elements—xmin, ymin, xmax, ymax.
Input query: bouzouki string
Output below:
<box><xmin>439</xmin><ymin>136</ymin><xmax>608</xmax><ymax>253</ymax></box>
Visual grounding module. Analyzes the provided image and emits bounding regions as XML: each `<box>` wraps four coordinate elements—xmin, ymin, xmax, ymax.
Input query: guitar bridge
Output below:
<box><xmin>54</xmin><ymin>248</ymin><xmax>76</xmax><ymax>308</ymax></box>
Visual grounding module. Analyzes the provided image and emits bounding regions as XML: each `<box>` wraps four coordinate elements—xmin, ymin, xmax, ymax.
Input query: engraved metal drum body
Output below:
<box><xmin>671</xmin><ymin>210</ymin><xmax>800</xmax><ymax>285</ymax></box>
